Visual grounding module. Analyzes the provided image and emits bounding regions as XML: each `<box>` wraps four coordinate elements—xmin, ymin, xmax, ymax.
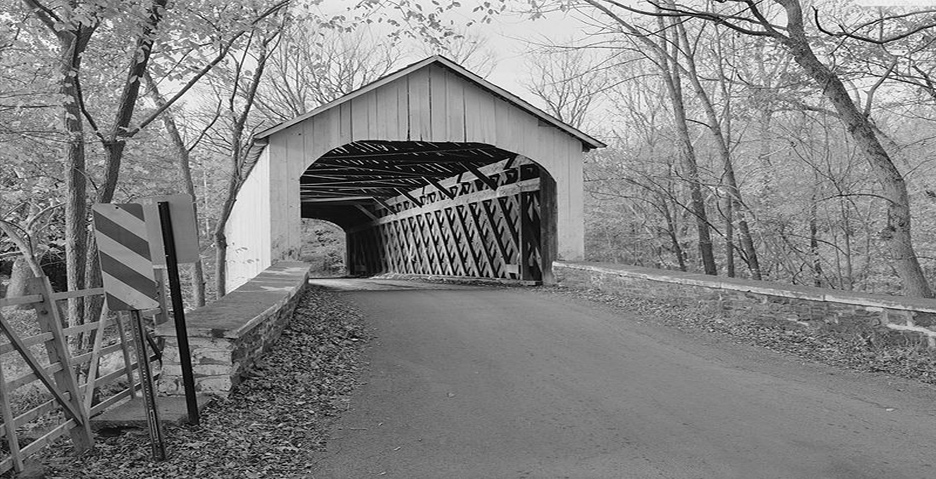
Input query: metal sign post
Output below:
<box><xmin>157</xmin><ymin>201</ymin><xmax>199</xmax><ymax>425</ymax></box>
<box><xmin>126</xmin><ymin>310</ymin><xmax>166</xmax><ymax>461</ymax></box>
<box><xmin>92</xmin><ymin>202</ymin><xmax>166</xmax><ymax>460</ymax></box>
<box><xmin>137</xmin><ymin>194</ymin><xmax>201</xmax><ymax>426</ymax></box>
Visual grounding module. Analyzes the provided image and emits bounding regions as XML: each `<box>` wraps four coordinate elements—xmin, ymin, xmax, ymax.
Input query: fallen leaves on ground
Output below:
<box><xmin>538</xmin><ymin>286</ymin><xmax>936</xmax><ymax>386</ymax></box>
<box><xmin>36</xmin><ymin>286</ymin><xmax>368</xmax><ymax>479</ymax></box>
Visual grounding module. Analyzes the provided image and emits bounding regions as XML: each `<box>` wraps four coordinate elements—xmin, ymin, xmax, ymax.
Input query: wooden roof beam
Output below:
<box><xmin>355</xmin><ymin>205</ymin><xmax>379</xmax><ymax>222</ymax></box>
<box><xmin>318</xmin><ymin>145</ymin><xmax>498</xmax><ymax>160</ymax></box>
<box><xmin>428</xmin><ymin>178</ymin><xmax>456</xmax><ymax>200</ymax></box>
<box><xmin>300</xmin><ymin>196</ymin><xmax>374</xmax><ymax>203</ymax></box>
<box><xmin>372</xmin><ymin>197</ymin><xmax>394</xmax><ymax>213</ymax></box>
<box><xmin>396</xmin><ymin>188</ymin><xmax>423</xmax><ymax>208</ymax></box>
<box><xmin>465</xmin><ymin>164</ymin><xmax>499</xmax><ymax>191</ymax></box>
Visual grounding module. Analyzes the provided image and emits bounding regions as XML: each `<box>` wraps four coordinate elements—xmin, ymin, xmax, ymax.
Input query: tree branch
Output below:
<box><xmin>814</xmin><ymin>6</ymin><xmax>936</xmax><ymax>45</ymax></box>
<box><xmin>21</xmin><ymin>0</ymin><xmax>63</xmax><ymax>36</ymax></box>
<box><xmin>129</xmin><ymin>0</ymin><xmax>291</xmax><ymax>136</ymax></box>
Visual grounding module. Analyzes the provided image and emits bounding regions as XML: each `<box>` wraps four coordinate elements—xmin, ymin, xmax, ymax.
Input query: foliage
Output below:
<box><xmin>510</xmin><ymin>0</ymin><xmax>936</xmax><ymax>296</ymax></box>
<box><xmin>300</xmin><ymin>219</ymin><xmax>345</xmax><ymax>276</ymax></box>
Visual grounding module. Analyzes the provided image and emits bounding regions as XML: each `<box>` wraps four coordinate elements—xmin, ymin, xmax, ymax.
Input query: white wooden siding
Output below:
<box><xmin>226</xmin><ymin>62</ymin><xmax>588</xmax><ymax>287</ymax></box>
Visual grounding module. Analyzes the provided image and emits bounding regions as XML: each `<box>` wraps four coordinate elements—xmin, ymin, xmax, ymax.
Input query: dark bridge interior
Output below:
<box><xmin>299</xmin><ymin>140</ymin><xmax>554</xmax><ymax>283</ymax></box>
<box><xmin>299</xmin><ymin>140</ymin><xmax>517</xmax><ymax>229</ymax></box>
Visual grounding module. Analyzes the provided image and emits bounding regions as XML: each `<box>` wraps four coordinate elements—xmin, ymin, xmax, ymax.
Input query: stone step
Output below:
<box><xmin>91</xmin><ymin>395</ymin><xmax>213</xmax><ymax>430</ymax></box>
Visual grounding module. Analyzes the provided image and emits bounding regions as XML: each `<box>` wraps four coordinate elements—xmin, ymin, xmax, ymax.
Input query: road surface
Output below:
<box><xmin>307</xmin><ymin>279</ymin><xmax>936</xmax><ymax>479</ymax></box>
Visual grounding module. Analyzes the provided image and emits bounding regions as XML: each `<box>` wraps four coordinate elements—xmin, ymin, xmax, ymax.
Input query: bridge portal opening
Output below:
<box><xmin>222</xmin><ymin>56</ymin><xmax>603</xmax><ymax>292</ymax></box>
<box><xmin>299</xmin><ymin>219</ymin><xmax>346</xmax><ymax>276</ymax></box>
<box><xmin>300</xmin><ymin>140</ymin><xmax>557</xmax><ymax>282</ymax></box>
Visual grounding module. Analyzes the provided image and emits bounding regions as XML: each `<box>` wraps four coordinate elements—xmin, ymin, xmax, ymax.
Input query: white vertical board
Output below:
<box><xmin>408</xmin><ymin>69</ymin><xmax>431</xmax><ymax>141</ymax></box>
<box><xmin>429</xmin><ymin>65</ymin><xmax>448</xmax><ymax>142</ymax></box>
<box><xmin>225</xmin><ymin>146</ymin><xmax>272</xmax><ymax>292</ymax></box>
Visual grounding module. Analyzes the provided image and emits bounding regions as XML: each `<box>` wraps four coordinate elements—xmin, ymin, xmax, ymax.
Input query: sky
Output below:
<box><xmin>309</xmin><ymin>0</ymin><xmax>936</xmax><ymax>116</ymax></box>
<box><xmin>314</xmin><ymin>1</ymin><xmax>597</xmax><ymax>110</ymax></box>
<box><xmin>480</xmin><ymin>8</ymin><xmax>593</xmax><ymax>102</ymax></box>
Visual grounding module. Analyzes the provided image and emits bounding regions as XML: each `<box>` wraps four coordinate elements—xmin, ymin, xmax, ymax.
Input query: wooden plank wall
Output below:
<box><xmin>226</xmin><ymin>146</ymin><xmax>273</xmax><ymax>292</ymax></box>
<box><xmin>227</xmin><ymin>62</ymin><xmax>587</xmax><ymax>289</ymax></box>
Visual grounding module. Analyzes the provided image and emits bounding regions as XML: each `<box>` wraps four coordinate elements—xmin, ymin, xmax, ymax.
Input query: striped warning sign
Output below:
<box><xmin>92</xmin><ymin>203</ymin><xmax>160</xmax><ymax>311</ymax></box>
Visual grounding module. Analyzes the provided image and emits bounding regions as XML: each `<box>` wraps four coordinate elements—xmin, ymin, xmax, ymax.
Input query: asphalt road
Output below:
<box><xmin>308</xmin><ymin>280</ymin><xmax>936</xmax><ymax>479</ymax></box>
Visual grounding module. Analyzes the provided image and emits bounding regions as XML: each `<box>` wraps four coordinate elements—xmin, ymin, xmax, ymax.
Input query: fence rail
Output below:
<box><xmin>0</xmin><ymin>277</ymin><xmax>155</xmax><ymax>475</ymax></box>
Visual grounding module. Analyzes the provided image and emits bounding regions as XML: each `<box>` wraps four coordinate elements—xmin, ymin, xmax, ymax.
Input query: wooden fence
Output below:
<box><xmin>0</xmin><ymin>275</ymin><xmax>156</xmax><ymax>475</ymax></box>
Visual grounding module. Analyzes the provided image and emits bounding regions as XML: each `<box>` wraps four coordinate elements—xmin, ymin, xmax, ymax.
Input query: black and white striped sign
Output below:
<box><xmin>92</xmin><ymin>203</ymin><xmax>160</xmax><ymax>311</ymax></box>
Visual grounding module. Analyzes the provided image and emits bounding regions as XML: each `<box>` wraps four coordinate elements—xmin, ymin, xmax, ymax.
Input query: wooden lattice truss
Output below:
<box><xmin>344</xmin><ymin>155</ymin><xmax>550</xmax><ymax>282</ymax></box>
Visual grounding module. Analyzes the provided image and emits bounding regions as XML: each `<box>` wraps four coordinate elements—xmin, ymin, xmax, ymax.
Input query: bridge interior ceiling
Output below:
<box><xmin>300</xmin><ymin>140</ymin><xmax>516</xmax><ymax>206</ymax></box>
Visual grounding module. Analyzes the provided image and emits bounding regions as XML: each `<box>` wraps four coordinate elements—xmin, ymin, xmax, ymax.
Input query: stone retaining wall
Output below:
<box><xmin>156</xmin><ymin>262</ymin><xmax>310</xmax><ymax>396</ymax></box>
<box><xmin>554</xmin><ymin>261</ymin><xmax>936</xmax><ymax>348</ymax></box>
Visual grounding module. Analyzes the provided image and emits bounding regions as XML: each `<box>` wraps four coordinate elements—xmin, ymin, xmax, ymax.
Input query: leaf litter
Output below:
<box><xmin>33</xmin><ymin>286</ymin><xmax>368</xmax><ymax>479</ymax></box>
<box><xmin>536</xmin><ymin>286</ymin><xmax>936</xmax><ymax>386</ymax></box>
<box><xmin>27</xmin><ymin>280</ymin><xmax>936</xmax><ymax>477</ymax></box>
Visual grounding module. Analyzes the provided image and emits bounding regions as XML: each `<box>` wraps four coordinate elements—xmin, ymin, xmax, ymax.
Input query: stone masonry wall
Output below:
<box><xmin>157</xmin><ymin>262</ymin><xmax>310</xmax><ymax>396</ymax></box>
<box><xmin>555</xmin><ymin>261</ymin><xmax>936</xmax><ymax>348</ymax></box>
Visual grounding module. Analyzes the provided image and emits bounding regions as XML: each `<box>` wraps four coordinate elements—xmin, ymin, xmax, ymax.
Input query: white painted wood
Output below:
<box><xmin>225</xmin><ymin>147</ymin><xmax>272</xmax><ymax>291</ymax></box>
<box><xmin>374</xmin><ymin>83</ymin><xmax>398</xmax><ymax>140</ymax></box>
<box><xmin>429</xmin><ymin>64</ymin><xmax>448</xmax><ymax>142</ymax></box>
<box><xmin>226</xmin><ymin>57</ymin><xmax>595</xmax><ymax>287</ymax></box>
<box><xmin>444</xmin><ymin>68</ymin><xmax>466</xmax><ymax>142</ymax></box>
<box><xmin>408</xmin><ymin>68</ymin><xmax>431</xmax><ymax>141</ymax></box>
<box><xmin>255</xmin><ymin>56</ymin><xmax>604</xmax><ymax>150</ymax></box>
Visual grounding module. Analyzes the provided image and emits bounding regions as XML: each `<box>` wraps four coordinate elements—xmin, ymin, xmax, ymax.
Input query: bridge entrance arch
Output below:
<box><xmin>224</xmin><ymin>56</ymin><xmax>604</xmax><ymax>291</ymax></box>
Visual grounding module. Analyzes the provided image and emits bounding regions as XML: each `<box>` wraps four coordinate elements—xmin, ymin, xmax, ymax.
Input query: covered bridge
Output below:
<box><xmin>224</xmin><ymin>55</ymin><xmax>605</xmax><ymax>291</ymax></box>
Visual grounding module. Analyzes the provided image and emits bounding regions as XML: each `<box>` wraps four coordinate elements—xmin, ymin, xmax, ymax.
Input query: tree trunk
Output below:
<box><xmin>146</xmin><ymin>72</ymin><xmax>207</xmax><ymax>306</ymax></box>
<box><xmin>810</xmin><ymin>214</ymin><xmax>822</xmax><ymax>288</ymax></box>
<box><xmin>724</xmin><ymin>197</ymin><xmax>735</xmax><ymax>277</ymax></box>
<box><xmin>5</xmin><ymin>258</ymin><xmax>36</xmax><ymax>309</ymax></box>
<box><xmin>81</xmin><ymin>0</ymin><xmax>169</xmax><ymax>329</ymax></box>
<box><xmin>59</xmin><ymin>28</ymin><xmax>92</xmax><ymax>327</ymax></box>
<box><xmin>809</xmin><ymin>178</ymin><xmax>823</xmax><ymax>287</ymax></box>
<box><xmin>777</xmin><ymin>0</ymin><xmax>932</xmax><ymax>297</ymax></box>
<box><xmin>657</xmin><ymin>19</ymin><xmax>717</xmax><ymax>275</ymax></box>
<box><xmin>670</xmin><ymin>13</ymin><xmax>759</xmax><ymax>279</ymax></box>
<box><xmin>213</xmin><ymin>30</ymin><xmax>280</xmax><ymax>298</ymax></box>
<box><xmin>213</xmin><ymin>138</ymin><xmax>242</xmax><ymax>299</ymax></box>
<box><xmin>581</xmin><ymin>0</ymin><xmax>716</xmax><ymax>274</ymax></box>
<box><xmin>660</xmin><ymin>196</ymin><xmax>687</xmax><ymax>271</ymax></box>
<box><xmin>214</xmin><ymin>228</ymin><xmax>229</xmax><ymax>298</ymax></box>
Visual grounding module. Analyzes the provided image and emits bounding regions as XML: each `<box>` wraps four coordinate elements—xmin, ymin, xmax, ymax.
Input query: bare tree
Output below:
<box><xmin>253</xmin><ymin>26</ymin><xmax>403</xmax><ymax>122</ymax></box>
<box><xmin>417</xmin><ymin>27</ymin><xmax>499</xmax><ymax>77</ymax></box>
<box><xmin>522</xmin><ymin>44</ymin><xmax>611</xmax><ymax>129</ymax></box>
<box><xmin>578</xmin><ymin>0</ymin><xmax>932</xmax><ymax>295</ymax></box>
<box><xmin>144</xmin><ymin>71</ymin><xmax>211</xmax><ymax>306</ymax></box>
<box><xmin>209</xmin><ymin>23</ymin><xmax>285</xmax><ymax>298</ymax></box>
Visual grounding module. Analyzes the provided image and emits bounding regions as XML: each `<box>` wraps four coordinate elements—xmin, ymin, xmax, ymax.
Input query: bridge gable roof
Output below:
<box><xmin>254</xmin><ymin>55</ymin><xmax>605</xmax><ymax>150</ymax></box>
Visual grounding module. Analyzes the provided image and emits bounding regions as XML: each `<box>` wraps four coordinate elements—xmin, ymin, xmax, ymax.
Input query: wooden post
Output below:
<box><xmin>26</xmin><ymin>276</ymin><xmax>93</xmax><ymax>453</ymax></box>
<box><xmin>345</xmin><ymin>232</ymin><xmax>355</xmax><ymax>276</ymax></box>
<box><xmin>539</xmin><ymin>170</ymin><xmax>558</xmax><ymax>285</ymax></box>
<box><xmin>82</xmin><ymin>309</ymin><xmax>110</xmax><ymax>415</ymax></box>
<box><xmin>0</xmin><ymin>313</ymin><xmax>24</xmax><ymax>473</ymax></box>
<box><xmin>114</xmin><ymin>314</ymin><xmax>137</xmax><ymax>398</ymax></box>
<box><xmin>519</xmin><ymin>192</ymin><xmax>531</xmax><ymax>281</ymax></box>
